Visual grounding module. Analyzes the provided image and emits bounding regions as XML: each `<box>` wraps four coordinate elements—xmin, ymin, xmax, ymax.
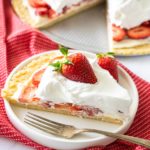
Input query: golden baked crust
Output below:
<box><xmin>112</xmin><ymin>44</ymin><xmax>150</xmax><ymax>56</ymax></box>
<box><xmin>12</xmin><ymin>0</ymin><xmax>102</xmax><ymax>29</ymax></box>
<box><xmin>2</xmin><ymin>51</ymin><xmax>123</xmax><ymax>125</ymax></box>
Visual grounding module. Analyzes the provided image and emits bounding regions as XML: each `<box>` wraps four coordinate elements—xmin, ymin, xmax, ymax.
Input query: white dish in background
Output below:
<box><xmin>4</xmin><ymin>51</ymin><xmax>138</xmax><ymax>150</ymax></box>
<box><xmin>42</xmin><ymin>4</ymin><xmax>108</xmax><ymax>53</ymax></box>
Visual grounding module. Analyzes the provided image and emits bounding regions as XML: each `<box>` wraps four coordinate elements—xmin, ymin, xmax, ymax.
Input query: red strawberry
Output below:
<box><xmin>62</xmin><ymin>53</ymin><xmax>97</xmax><ymax>83</ymax></box>
<box><xmin>141</xmin><ymin>20</ymin><xmax>150</xmax><ymax>27</ymax></box>
<box><xmin>49</xmin><ymin>9</ymin><xmax>56</xmax><ymax>18</ymax></box>
<box><xmin>127</xmin><ymin>26</ymin><xmax>150</xmax><ymax>39</ymax></box>
<box><xmin>29</xmin><ymin>0</ymin><xmax>48</xmax><ymax>8</ymax></box>
<box><xmin>97</xmin><ymin>52</ymin><xmax>118</xmax><ymax>81</ymax></box>
<box><xmin>32</xmin><ymin>68</ymin><xmax>46</xmax><ymax>87</ymax></box>
<box><xmin>35</xmin><ymin>7</ymin><xmax>49</xmax><ymax>16</ymax></box>
<box><xmin>50</xmin><ymin>46</ymin><xmax>97</xmax><ymax>84</ymax></box>
<box><xmin>19</xmin><ymin>86</ymin><xmax>38</xmax><ymax>103</ymax></box>
<box><xmin>112</xmin><ymin>24</ymin><xmax>126</xmax><ymax>42</ymax></box>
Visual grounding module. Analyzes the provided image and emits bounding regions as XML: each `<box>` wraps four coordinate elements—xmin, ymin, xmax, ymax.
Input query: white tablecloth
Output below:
<box><xmin>1</xmin><ymin>55</ymin><xmax>150</xmax><ymax>150</ymax></box>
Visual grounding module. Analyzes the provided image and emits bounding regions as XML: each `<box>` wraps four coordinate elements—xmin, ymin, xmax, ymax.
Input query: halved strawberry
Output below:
<box><xmin>97</xmin><ymin>52</ymin><xmax>118</xmax><ymax>81</ymax></box>
<box><xmin>127</xmin><ymin>26</ymin><xmax>150</xmax><ymax>39</ymax></box>
<box><xmin>112</xmin><ymin>24</ymin><xmax>126</xmax><ymax>42</ymax></box>
<box><xmin>50</xmin><ymin>46</ymin><xmax>97</xmax><ymax>84</ymax></box>
<box><xmin>141</xmin><ymin>20</ymin><xmax>150</xmax><ymax>27</ymax></box>
<box><xmin>29</xmin><ymin>0</ymin><xmax>48</xmax><ymax>8</ymax></box>
<box><xmin>32</xmin><ymin>68</ymin><xmax>46</xmax><ymax>87</ymax></box>
<box><xmin>35</xmin><ymin>7</ymin><xmax>49</xmax><ymax>16</ymax></box>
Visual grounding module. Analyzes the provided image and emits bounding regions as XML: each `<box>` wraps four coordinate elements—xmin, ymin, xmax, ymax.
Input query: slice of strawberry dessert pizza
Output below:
<box><xmin>2</xmin><ymin>47</ymin><xmax>131</xmax><ymax>125</ymax></box>
<box><xmin>108</xmin><ymin>0</ymin><xmax>150</xmax><ymax>55</ymax></box>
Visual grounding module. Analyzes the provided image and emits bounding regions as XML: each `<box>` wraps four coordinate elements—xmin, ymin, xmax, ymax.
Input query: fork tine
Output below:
<box><xmin>28</xmin><ymin>112</ymin><xmax>65</xmax><ymax>126</ymax></box>
<box><xmin>26</xmin><ymin>114</ymin><xmax>60</xmax><ymax>129</ymax></box>
<box><xmin>24</xmin><ymin>120</ymin><xmax>58</xmax><ymax>136</ymax></box>
<box><xmin>24</xmin><ymin>118</ymin><xmax>59</xmax><ymax>133</ymax></box>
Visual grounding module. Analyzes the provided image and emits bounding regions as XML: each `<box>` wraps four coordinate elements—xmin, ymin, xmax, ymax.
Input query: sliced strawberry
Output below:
<box><xmin>29</xmin><ymin>0</ymin><xmax>48</xmax><ymax>8</ymax></box>
<box><xmin>55</xmin><ymin>103</ymin><xmax>82</xmax><ymax>111</ymax></box>
<box><xmin>32</xmin><ymin>68</ymin><xmax>46</xmax><ymax>87</ymax></box>
<box><xmin>35</xmin><ymin>7</ymin><xmax>49</xmax><ymax>16</ymax></box>
<box><xmin>112</xmin><ymin>24</ymin><xmax>126</xmax><ymax>42</ymax></box>
<box><xmin>97</xmin><ymin>52</ymin><xmax>118</xmax><ymax>81</ymax></box>
<box><xmin>19</xmin><ymin>86</ymin><xmax>38</xmax><ymax>103</ymax></box>
<box><xmin>48</xmin><ymin>9</ymin><xmax>56</xmax><ymax>18</ymax></box>
<box><xmin>71</xmin><ymin>105</ymin><xmax>82</xmax><ymax>111</ymax></box>
<box><xmin>50</xmin><ymin>46</ymin><xmax>97</xmax><ymax>84</ymax></box>
<box><xmin>141</xmin><ymin>20</ymin><xmax>150</xmax><ymax>27</ymax></box>
<box><xmin>127</xmin><ymin>26</ymin><xmax>150</xmax><ymax>39</ymax></box>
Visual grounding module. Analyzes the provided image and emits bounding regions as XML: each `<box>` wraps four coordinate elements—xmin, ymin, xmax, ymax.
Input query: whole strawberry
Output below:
<box><xmin>50</xmin><ymin>46</ymin><xmax>97</xmax><ymax>84</ymax></box>
<box><xmin>97</xmin><ymin>52</ymin><xmax>118</xmax><ymax>81</ymax></box>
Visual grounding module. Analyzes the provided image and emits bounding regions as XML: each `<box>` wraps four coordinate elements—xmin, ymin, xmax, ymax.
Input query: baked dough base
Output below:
<box><xmin>2</xmin><ymin>52</ymin><xmax>123</xmax><ymax>125</ymax></box>
<box><xmin>112</xmin><ymin>44</ymin><xmax>150</xmax><ymax>56</ymax></box>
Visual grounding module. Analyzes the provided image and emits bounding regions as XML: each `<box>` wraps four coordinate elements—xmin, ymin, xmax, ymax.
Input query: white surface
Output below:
<box><xmin>42</xmin><ymin>4</ymin><xmax>108</xmax><ymax>52</ymax></box>
<box><xmin>3</xmin><ymin>51</ymin><xmax>138</xmax><ymax>150</ymax></box>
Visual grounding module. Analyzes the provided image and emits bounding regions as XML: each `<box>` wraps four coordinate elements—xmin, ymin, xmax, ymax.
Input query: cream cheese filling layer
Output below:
<box><xmin>113</xmin><ymin>37</ymin><xmax>150</xmax><ymax>48</ymax></box>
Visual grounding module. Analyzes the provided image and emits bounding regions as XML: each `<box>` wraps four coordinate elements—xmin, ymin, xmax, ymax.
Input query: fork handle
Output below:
<box><xmin>80</xmin><ymin>129</ymin><xmax>150</xmax><ymax>148</ymax></box>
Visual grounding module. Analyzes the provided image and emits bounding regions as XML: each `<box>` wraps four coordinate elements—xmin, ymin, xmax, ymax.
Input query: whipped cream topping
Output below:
<box><xmin>44</xmin><ymin>0</ymin><xmax>83</xmax><ymax>14</ymax></box>
<box><xmin>108</xmin><ymin>0</ymin><xmax>150</xmax><ymax>29</ymax></box>
<box><xmin>36</xmin><ymin>52</ymin><xmax>131</xmax><ymax>117</ymax></box>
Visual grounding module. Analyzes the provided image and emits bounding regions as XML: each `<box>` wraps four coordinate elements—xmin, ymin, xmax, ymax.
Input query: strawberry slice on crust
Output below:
<box><xmin>97</xmin><ymin>52</ymin><xmax>118</xmax><ymax>81</ymax></box>
<box><xmin>127</xmin><ymin>26</ymin><xmax>150</xmax><ymax>39</ymax></box>
<box><xmin>19</xmin><ymin>86</ymin><xmax>39</xmax><ymax>103</ymax></box>
<box><xmin>112</xmin><ymin>24</ymin><xmax>126</xmax><ymax>42</ymax></box>
<box><xmin>29</xmin><ymin>0</ymin><xmax>48</xmax><ymax>8</ymax></box>
<box><xmin>32</xmin><ymin>68</ymin><xmax>46</xmax><ymax>87</ymax></box>
<box><xmin>141</xmin><ymin>20</ymin><xmax>150</xmax><ymax>27</ymax></box>
<box><xmin>35</xmin><ymin>7</ymin><xmax>49</xmax><ymax>16</ymax></box>
<box><xmin>50</xmin><ymin>46</ymin><xmax>97</xmax><ymax>84</ymax></box>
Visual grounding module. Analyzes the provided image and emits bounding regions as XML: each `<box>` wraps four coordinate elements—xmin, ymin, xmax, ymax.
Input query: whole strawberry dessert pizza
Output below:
<box><xmin>2</xmin><ymin>47</ymin><xmax>132</xmax><ymax>125</ymax></box>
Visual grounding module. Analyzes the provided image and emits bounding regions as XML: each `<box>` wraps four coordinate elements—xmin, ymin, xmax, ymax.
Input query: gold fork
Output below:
<box><xmin>24</xmin><ymin>112</ymin><xmax>150</xmax><ymax>149</ymax></box>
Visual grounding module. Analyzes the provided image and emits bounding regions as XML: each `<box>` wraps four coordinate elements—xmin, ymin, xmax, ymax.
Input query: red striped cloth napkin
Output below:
<box><xmin>0</xmin><ymin>0</ymin><xmax>150</xmax><ymax>150</ymax></box>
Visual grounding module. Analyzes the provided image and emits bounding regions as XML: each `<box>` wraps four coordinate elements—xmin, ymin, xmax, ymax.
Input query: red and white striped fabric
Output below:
<box><xmin>0</xmin><ymin>0</ymin><xmax>150</xmax><ymax>150</ymax></box>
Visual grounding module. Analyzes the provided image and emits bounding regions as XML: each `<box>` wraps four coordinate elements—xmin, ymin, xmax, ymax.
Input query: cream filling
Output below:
<box><xmin>44</xmin><ymin>0</ymin><xmax>83</xmax><ymax>14</ymax></box>
<box><xmin>113</xmin><ymin>37</ymin><xmax>150</xmax><ymax>48</ymax></box>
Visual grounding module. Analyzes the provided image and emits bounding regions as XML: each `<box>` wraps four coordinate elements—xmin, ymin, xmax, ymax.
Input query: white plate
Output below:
<box><xmin>4</xmin><ymin>50</ymin><xmax>138</xmax><ymax>150</ymax></box>
<box><xmin>42</xmin><ymin>4</ymin><xmax>108</xmax><ymax>54</ymax></box>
